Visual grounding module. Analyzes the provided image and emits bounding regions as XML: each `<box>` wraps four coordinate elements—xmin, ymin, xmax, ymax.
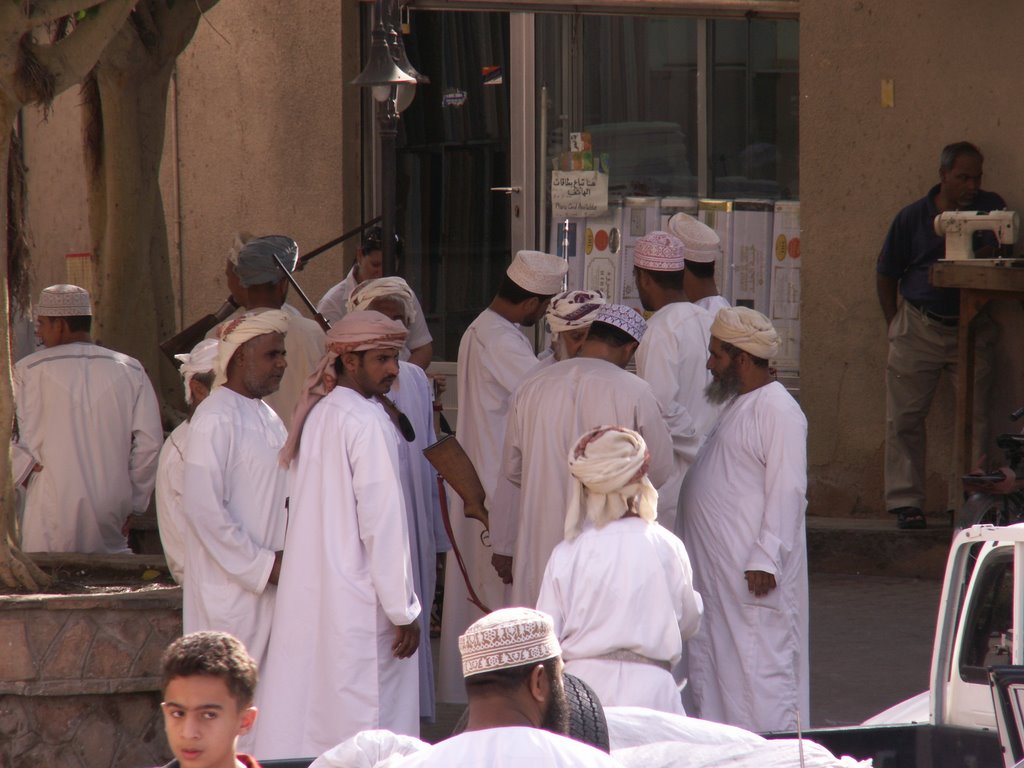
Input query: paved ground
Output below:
<box><xmin>421</xmin><ymin>570</ymin><xmax>943</xmax><ymax>741</ymax></box>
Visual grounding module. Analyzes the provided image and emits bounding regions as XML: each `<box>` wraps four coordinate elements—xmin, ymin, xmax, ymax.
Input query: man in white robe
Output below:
<box><xmin>348</xmin><ymin>278</ymin><xmax>451</xmax><ymax>722</ymax></box>
<box><xmin>155</xmin><ymin>338</ymin><xmax>218</xmax><ymax>584</ymax></box>
<box><xmin>678</xmin><ymin>307</ymin><xmax>809</xmax><ymax>732</ymax></box>
<box><xmin>13</xmin><ymin>284</ymin><xmax>162</xmax><ymax>554</ymax></box>
<box><xmin>182</xmin><ymin>311</ymin><xmax>290</xmax><ymax>672</ymax></box>
<box><xmin>633</xmin><ymin>230</ymin><xmax>716</xmax><ymax>529</ymax></box>
<box><xmin>668</xmin><ymin>212</ymin><xmax>731</xmax><ymax>315</ymax></box>
<box><xmin>254</xmin><ymin>311</ymin><xmax>421</xmax><ymax>758</ymax></box>
<box><xmin>317</xmin><ymin>226</ymin><xmax>433</xmax><ymax>368</ymax></box>
<box><xmin>438</xmin><ymin>250</ymin><xmax>567</xmax><ymax>704</ymax></box>
<box><xmin>216</xmin><ymin>233</ymin><xmax>326</xmax><ymax>424</ymax></box>
<box><xmin>537</xmin><ymin>426</ymin><xmax>703</xmax><ymax>715</ymax></box>
<box><xmin>491</xmin><ymin>305</ymin><xmax>677</xmax><ymax>609</ymax></box>
<box><xmin>395</xmin><ymin>608</ymin><xmax>619</xmax><ymax>768</ymax></box>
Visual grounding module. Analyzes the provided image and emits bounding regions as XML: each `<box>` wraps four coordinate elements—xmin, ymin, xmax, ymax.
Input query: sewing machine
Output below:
<box><xmin>934</xmin><ymin>209</ymin><xmax>1019</xmax><ymax>260</ymax></box>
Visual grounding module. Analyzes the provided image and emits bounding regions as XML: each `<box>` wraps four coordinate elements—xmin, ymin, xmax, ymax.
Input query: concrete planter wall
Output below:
<box><xmin>0</xmin><ymin>583</ymin><xmax>181</xmax><ymax>768</ymax></box>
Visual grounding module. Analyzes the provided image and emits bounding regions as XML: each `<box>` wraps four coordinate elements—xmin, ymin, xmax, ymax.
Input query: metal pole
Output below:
<box><xmin>379</xmin><ymin>91</ymin><xmax>399</xmax><ymax>276</ymax></box>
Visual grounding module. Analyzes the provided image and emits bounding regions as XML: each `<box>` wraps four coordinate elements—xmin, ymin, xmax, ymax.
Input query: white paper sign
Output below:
<box><xmin>551</xmin><ymin>171</ymin><xmax>609</xmax><ymax>217</ymax></box>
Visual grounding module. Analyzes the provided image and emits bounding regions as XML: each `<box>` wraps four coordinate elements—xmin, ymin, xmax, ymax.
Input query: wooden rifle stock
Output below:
<box><xmin>159</xmin><ymin>297</ymin><xmax>239</xmax><ymax>365</ymax></box>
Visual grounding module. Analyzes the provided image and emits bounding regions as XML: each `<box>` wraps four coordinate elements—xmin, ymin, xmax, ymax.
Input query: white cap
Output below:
<box><xmin>668</xmin><ymin>212</ymin><xmax>721</xmax><ymax>264</ymax></box>
<box><xmin>506</xmin><ymin>250</ymin><xmax>567</xmax><ymax>296</ymax></box>
<box><xmin>36</xmin><ymin>284</ymin><xmax>92</xmax><ymax>317</ymax></box>
<box><xmin>459</xmin><ymin>608</ymin><xmax>561</xmax><ymax>678</ymax></box>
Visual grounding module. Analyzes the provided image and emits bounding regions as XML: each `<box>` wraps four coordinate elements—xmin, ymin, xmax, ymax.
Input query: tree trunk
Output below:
<box><xmin>0</xmin><ymin>104</ymin><xmax>48</xmax><ymax>590</ymax></box>
<box><xmin>90</xmin><ymin>61</ymin><xmax>181</xmax><ymax>408</ymax></box>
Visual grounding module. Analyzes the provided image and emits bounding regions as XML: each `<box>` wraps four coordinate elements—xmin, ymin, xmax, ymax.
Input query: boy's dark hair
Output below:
<box><xmin>192</xmin><ymin>371</ymin><xmax>216</xmax><ymax>391</ymax></box>
<box><xmin>464</xmin><ymin>656</ymin><xmax>559</xmax><ymax>695</ymax></box>
<box><xmin>161</xmin><ymin>631</ymin><xmax>258</xmax><ymax>708</ymax></box>
<box><xmin>496</xmin><ymin>274</ymin><xmax>554</xmax><ymax>305</ymax></box>
<box><xmin>683</xmin><ymin>259</ymin><xmax>715</xmax><ymax>279</ymax></box>
<box><xmin>637</xmin><ymin>266</ymin><xmax>685</xmax><ymax>290</ymax></box>
<box><xmin>585</xmin><ymin>320</ymin><xmax>636</xmax><ymax>348</ymax></box>
<box><xmin>64</xmin><ymin>315</ymin><xmax>92</xmax><ymax>333</ymax></box>
<box><xmin>361</xmin><ymin>225</ymin><xmax>403</xmax><ymax>259</ymax></box>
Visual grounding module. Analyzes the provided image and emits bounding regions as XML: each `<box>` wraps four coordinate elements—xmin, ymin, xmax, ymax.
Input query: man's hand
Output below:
<box><xmin>492</xmin><ymin>554</ymin><xmax>513</xmax><ymax>584</ymax></box>
<box><xmin>392</xmin><ymin>620</ymin><xmax>420</xmax><ymax>659</ymax></box>
<box><xmin>744</xmin><ymin>570</ymin><xmax>777</xmax><ymax>597</ymax></box>
<box><xmin>268</xmin><ymin>551</ymin><xmax>283</xmax><ymax>585</ymax></box>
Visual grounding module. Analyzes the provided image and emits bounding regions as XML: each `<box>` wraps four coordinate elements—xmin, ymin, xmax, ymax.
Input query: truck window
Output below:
<box><xmin>959</xmin><ymin>551</ymin><xmax>1014</xmax><ymax>684</ymax></box>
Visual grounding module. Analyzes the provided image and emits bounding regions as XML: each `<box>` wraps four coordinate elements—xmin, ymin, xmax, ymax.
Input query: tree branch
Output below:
<box><xmin>31</xmin><ymin>0</ymin><xmax>136</xmax><ymax>96</ymax></box>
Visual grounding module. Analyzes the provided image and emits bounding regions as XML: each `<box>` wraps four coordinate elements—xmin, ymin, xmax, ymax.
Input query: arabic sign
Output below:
<box><xmin>551</xmin><ymin>171</ymin><xmax>609</xmax><ymax>217</ymax></box>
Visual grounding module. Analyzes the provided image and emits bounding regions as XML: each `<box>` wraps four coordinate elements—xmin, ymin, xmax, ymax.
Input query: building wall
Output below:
<box><xmin>800</xmin><ymin>1</ymin><xmax>1024</xmax><ymax>516</ymax></box>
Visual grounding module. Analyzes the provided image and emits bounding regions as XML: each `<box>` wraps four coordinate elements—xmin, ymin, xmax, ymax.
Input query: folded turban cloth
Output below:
<box><xmin>346</xmin><ymin>276</ymin><xmax>418</xmax><ymax>326</ymax></box>
<box><xmin>563</xmin><ymin>425</ymin><xmax>658</xmax><ymax>541</ymax></box>
<box><xmin>632</xmin><ymin>230</ymin><xmax>686</xmax><ymax>272</ymax></box>
<box><xmin>459</xmin><ymin>608</ymin><xmax>561</xmax><ymax>678</ymax></box>
<box><xmin>212</xmin><ymin>309</ymin><xmax>290</xmax><ymax>390</ymax></box>
<box><xmin>175</xmin><ymin>338</ymin><xmax>219</xmax><ymax>405</ymax></box>
<box><xmin>710</xmin><ymin>306</ymin><xmax>780</xmax><ymax>361</ymax></box>
<box><xmin>280</xmin><ymin>310</ymin><xmax>408</xmax><ymax>466</ymax></box>
<box><xmin>546</xmin><ymin>289</ymin><xmax>607</xmax><ymax>335</ymax></box>
<box><xmin>229</xmin><ymin>233</ymin><xmax>300</xmax><ymax>287</ymax></box>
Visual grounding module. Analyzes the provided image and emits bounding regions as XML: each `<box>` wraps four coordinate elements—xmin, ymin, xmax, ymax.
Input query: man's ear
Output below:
<box><xmin>238</xmin><ymin>706</ymin><xmax>258</xmax><ymax>736</ymax></box>
<box><xmin>527</xmin><ymin>663</ymin><xmax>549</xmax><ymax>705</ymax></box>
<box><xmin>340</xmin><ymin>351</ymin><xmax>361</xmax><ymax>374</ymax></box>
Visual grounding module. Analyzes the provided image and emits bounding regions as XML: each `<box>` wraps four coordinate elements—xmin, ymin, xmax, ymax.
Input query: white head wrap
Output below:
<box><xmin>564</xmin><ymin>425</ymin><xmax>658</xmax><ymax>541</ymax></box>
<box><xmin>710</xmin><ymin>306</ymin><xmax>780</xmax><ymax>361</ymax></box>
<box><xmin>346</xmin><ymin>276</ymin><xmax>418</xmax><ymax>326</ymax></box>
<box><xmin>459</xmin><ymin>608</ymin><xmax>561</xmax><ymax>678</ymax></box>
<box><xmin>506</xmin><ymin>250</ymin><xmax>568</xmax><ymax>295</ymax></box>
<box><xmin>175</xmin><ymin>339</ymin><xmax>219</xmax><ymax>405</ymax></box>
<box><xmin>546</xmin><ymin>289</ymin><xmax>606</xmax><ymax>335</ymax></box>
<box><xmin>229</xmin><ymin>233</ymin><xmax>299</xmax><ymax>287</ymax></box>
<box><xmin>212</xmin><ymin>310</ymin><xmax>290</xmax><ymax>390</ymax></box>
<box><xmin>668</xmin><ymin>212</ymin><xmax>721</xmax><ymax>264</ymax></box>
<box><xmin>36</xmin><ymin>284</ymin><xmax>92</xmax><ymax>317</ymax></box>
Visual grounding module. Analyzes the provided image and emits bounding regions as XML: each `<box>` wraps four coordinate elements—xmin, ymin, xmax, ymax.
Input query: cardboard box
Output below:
<box><xmin>620</xmin><ymin>196</ymin><xmax>661</xmax><ymax>312</ymax></box>
<box><xmin>730</xmin><ymin>199</ymin><xmax>775</xmax><ymax>313</ymax></box>
<box><xmin>583</xmin><ymin>201</ymin><xmax>625</xmax><ymax>302</ymax></box>
<box><xmin>549</xmin><ymin>216</ymin><xmax>586</xmax><ymax>292</ymax></box>
<box><xmin>698</xmin><ymin>199</ymin><xmax>734</xmax><ymax>303</ymax></box>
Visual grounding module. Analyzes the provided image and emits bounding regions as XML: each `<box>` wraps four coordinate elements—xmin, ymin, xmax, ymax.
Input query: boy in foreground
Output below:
<box><xmin>159</xmin><ymin>631</ymin><xmax>262</xmax><ymax>768</ymax></box>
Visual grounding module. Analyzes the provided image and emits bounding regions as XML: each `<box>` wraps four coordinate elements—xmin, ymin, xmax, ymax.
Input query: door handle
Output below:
<box><xmin>490</xmin><ymin>186</ymin><xmax>521</xmax><ymax>195</ymax></box>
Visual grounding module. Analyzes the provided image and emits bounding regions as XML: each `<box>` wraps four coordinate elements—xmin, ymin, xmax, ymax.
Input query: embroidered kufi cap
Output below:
<box><xmin>668</xmin><ymin>212</ymin><xmax>721</xmax><ymax>264</ymax></box>
<box><xmin>506</xmin><ymin>250</ymin><xmax>567</xmax><ymax>296</ymax></box>
<box><xmin>459</xmin><ymin>607</ymin><xmax>561</xmax><ymax>678</ymax></box>
<box><xmin>36</xmin><ymin>284</ymin><xmax>92</xmax><ymax>317</ymax></box>
<box><xmin>632</xmin><ymin>231</ymin><xmax>685</xmax><ymax>272</ymax></box>
<box><xmin>591</xmin><ymin>303</ymin><xmax>647</xmax><ymax>343</ymax></box>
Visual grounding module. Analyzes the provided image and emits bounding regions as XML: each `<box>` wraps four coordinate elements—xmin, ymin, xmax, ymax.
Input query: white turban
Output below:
<box><xmin>212</xmin><ymin>310</ymin><xmax>290</xmax><ymax>390</ymax></box>
<box><xmin>546</xmin><ymin>289</ymin><xmax>606</xmax><ymax>335</ymax></box>
<box><xmin>229</xmin><ymin>233</ymin><xmax>299</xmax><ymax>287</ymax></box>
<box><xmin>346</xmin><ymin>277</ymin><xmax>418</xmax><ymax>326</ymax></box>
<box><xmin>175</xmin><ymin>339</ymin><xmax>219</xmax><ymax>405</ymax></box>
<box><xmin>710</xmin><ymin>306</ymin><xmax>780</xmax><ymax>361</ymax></box>
<box><xmin>564</xmin><ymin>426</ymin><xmax>658</xmax><ymax>541</ymax></box>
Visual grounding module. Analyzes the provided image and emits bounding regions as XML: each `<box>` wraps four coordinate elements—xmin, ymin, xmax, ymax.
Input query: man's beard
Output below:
<box><xmin>705</xmin><ymin>358</ymin><xmax>742</xmax><ymax>405</ymax></box>
<box><xmin>540</xmin><ymin>676</ymin><xmax>570</xmax><ymax>735</ymax></box>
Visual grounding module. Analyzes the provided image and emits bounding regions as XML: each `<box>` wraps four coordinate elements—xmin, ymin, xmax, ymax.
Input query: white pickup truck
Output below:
<box><xmin>772</xmin><ymin>524</ymin><xmax>1024</xmax><ymax>767</ymax></box>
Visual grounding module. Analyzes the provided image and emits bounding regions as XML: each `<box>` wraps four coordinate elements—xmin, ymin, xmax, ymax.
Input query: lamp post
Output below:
<box><xmin>353</xmin><ymin>0</ymin><xmax>428</xmax><ymax>276</ymax></box>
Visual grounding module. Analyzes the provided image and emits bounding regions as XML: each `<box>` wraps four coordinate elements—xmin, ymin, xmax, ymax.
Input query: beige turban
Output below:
<box><xmin>175</xmin><ymin>338</ymin><xmax>219</xmax><ymax>405</ymax></box>
<box><xmin>346</xmin><ymin>277</ymin><xmax>418</xmax><ymax>326</ymax></box>
<box><xmin>563</xmin><ymin>425</ymin><xmax>658</xmax><ymax>541</ymax></box>
<box><xmin>710</xmin><ymin>306</ymin><xmax>780</xmax><ymax>361</ymax></box>
<box><xmin>546</xmin><ymin>289</ymin><xmax>606</xmax><ymax>335</ymax></box>
<box><xmin>459</xmin><ymin>608</ymin><xmax>561</xmax><ymax>678</ymax></box>
<box><xmin>212</xmin><ymin>310</ymin><xmax>290</xmax><ymax>390</ymax></box>
<box><xmin>280</xmin><ymin>310</ymin><xmax>408</xmax><ymax>466</ymax></box>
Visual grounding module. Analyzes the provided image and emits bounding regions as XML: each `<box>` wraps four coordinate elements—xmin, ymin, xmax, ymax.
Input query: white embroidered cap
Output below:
<box><xmin>506</xmin><ymin>250</ymin><xmax>567</xmax><ymax>296</ymax></box>
<box><xmin>459</xmin><ymin>607</ymin><xmax>561</xmax><ymax>678</ymax></box>
<box><xmin>591</xmin><ymin>303</ymin><xmax>647</xmax><ymax>343</ymax></box>
<box><xmin>668</xmin><ymin>212</ymin><xmax>721</xmax><ymax>264</ymax></box>
<box><xmin>36</xmin><ymin>284</ymin><xmax>92</xmax><ymax>317</ymax></box>
<box><xmin>632</xmin><ymin>231</ymin><xmax>685</xmax><ymax>272</ymax></box>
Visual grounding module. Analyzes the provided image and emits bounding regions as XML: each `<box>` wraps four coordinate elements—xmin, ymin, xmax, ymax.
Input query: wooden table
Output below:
<box><xmin>930</xmin><ymin>260</ymin><xmax>1024</xmax><ymax>475</ymax></box>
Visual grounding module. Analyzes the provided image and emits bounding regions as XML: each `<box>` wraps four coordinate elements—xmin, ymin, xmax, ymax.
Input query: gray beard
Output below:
<box><xmin>705</xmin><ymin>377</ymin><xmax>739</xmax><ymax>405</ymax></box>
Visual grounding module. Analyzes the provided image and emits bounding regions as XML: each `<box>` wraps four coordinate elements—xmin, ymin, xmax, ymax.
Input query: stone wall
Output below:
<box><xmin>0</xmin><ymin>588</ymin><xmax>182</xmax><ymax>768</ymax></box>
